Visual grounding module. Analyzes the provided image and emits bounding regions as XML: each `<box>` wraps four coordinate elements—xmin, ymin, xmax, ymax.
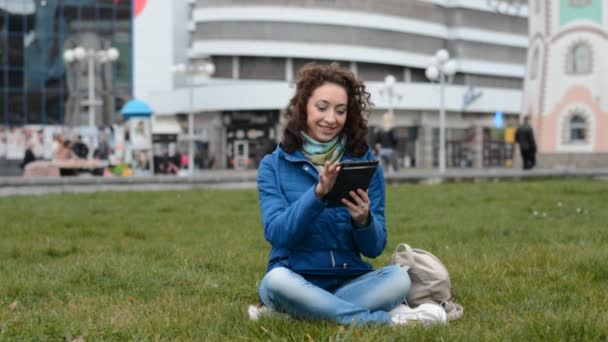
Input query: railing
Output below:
<box><xmin>483</xmin><ymin>141</ymin><xmax>515</xmax><ymax>167</ymax></box>
<box><xmin>432</xmin><ymin>140</ymin><xmax>515</xmax><ymax>168</ymax></box>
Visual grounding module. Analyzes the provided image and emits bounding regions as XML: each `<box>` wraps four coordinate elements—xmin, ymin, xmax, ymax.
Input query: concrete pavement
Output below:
<box><xmin>2</xmin><ymin>167</ymin><xmax>608</xmax><ymax>197</ymax></box>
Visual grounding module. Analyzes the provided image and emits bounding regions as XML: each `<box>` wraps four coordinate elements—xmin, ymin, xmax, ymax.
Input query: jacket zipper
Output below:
<box><xmin>330</xmin><ymin>250</ymin><xmax>336</xmax><ymax>268</ymax></box>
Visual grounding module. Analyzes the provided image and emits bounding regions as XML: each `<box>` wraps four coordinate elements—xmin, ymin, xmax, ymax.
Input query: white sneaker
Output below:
<box><xmin>390</xmin><ymin>303</ymin><xmax>447</xmax><ymax>326</ymax></box>
<box><xmin>247</xmin><ymin>304</ymin><xmax>268</xmax><ymax>321</ymax></box>
<box><xmin>247</xmin><ymin>305</ymin><xmax>290</xmax><ymax>321</ymax></box>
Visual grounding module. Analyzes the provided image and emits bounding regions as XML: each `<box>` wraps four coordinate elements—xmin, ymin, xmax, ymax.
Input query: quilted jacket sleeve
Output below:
<box><xmin>257</xmin><ymin>155</ymin><xmax>326</xmax><ymax>249</ymax></box>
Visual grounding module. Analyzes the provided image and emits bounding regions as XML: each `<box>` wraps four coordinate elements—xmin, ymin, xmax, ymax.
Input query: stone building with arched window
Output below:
<box><xmin>522</xmin><ymin>0</ymin><xmax>608</xmax><ymax>167</ymax></box>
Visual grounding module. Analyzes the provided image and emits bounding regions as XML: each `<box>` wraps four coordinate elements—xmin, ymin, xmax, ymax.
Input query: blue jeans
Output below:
<box><xmin>258</xmin><ymin>265</ymin><xmax>410</xmax><ymax>325</ymax></box>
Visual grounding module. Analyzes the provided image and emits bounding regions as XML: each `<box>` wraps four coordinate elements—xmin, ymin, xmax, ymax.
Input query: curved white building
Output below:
<box><xmin>136</xmin><ymin>0</ymin><xmax>528</xmax><ymax>169</ymax></box>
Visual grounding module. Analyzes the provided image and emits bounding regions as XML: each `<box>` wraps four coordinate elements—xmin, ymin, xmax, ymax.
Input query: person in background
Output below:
<box><xmin>51</xmin><ymin>134</ymin><xmax>63</xmax><ymax>161</ymax></box>
<box><xmin>71</xmin><ymin>135</ymin><xmax>89</xmax><ymax>159</ymax></box>
<box><xmin>515</xmin><ymin>115</ymin><xmax>537</xmax><ymax>170</ymax></box>
<box><xmin>137</xmin><ymin>151</ymin><xmax>150</xmax><ymax>170</ymax></box>
<box><xmin>374</xmin><ymin>112</ymin><xmax>399</xmax><ymax>173</ymax></box>
<box><xmin>28</xmin><ymin>129</ymin><xmax>44</xmax><ymax>159</ymax></box>
<box><xmin>94</xmin><ymin>134</ymin><xmax>111</xmax><ymax>160</ymax></box>
<box><xmin>56</xmin><ymin>140</ymin><xmax>74</xmax><ymax>161</ymax></box>
<box><xmin>254</xmin><ymin>63</ymin><xmax>446</xmax><ymax>326</ymax></box>
<box><xmin>20</xmin><ymin>143</ymin><xmax>36</xmax><ymax>170</ymax></box>
<box><xmin>171</xmin><ymin>149</ymin><xmax>182</xmax><ymax>170</ymax></box>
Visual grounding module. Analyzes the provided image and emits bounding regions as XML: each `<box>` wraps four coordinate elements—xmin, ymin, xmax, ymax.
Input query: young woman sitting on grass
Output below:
<box><xmin>255</xmin><ymin>63</ymin><xmax>446</xmax><ymax>326</ymax></box>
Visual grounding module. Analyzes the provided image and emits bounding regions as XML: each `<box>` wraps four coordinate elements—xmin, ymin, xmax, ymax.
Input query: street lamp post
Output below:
<box><xmin>379</xmin><ymin>74</ymin><xmax>404</xmax><ymax>126</ymax></box>
<box><xmin>376</xmin><ymin>74</ymin><xmax>404</xmax><ymax>172</ymax></box>
<box><xmin>383</xmin><ymin>74</ymin><xmax>396</xmax><ymax>118</ymax></box>
<box><xmin>426</xmin><ymin>49</ymin><xmax>457</xmax><ymax>174</ymax></box>
<box><xmin>170</xmin><ymin>60</ymin><xmax>215</xmax><ymax>176</ymax></box>
<box><xmin>63</xmin><ymin>46</ymin><xmax>119</xmax><ymax>157</ymax></box>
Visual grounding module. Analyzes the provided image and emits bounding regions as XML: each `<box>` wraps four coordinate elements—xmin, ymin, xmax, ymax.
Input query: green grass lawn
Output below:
<box><xmin>1</xmin><ymin>179</ymin><xmax>607</xmax><ymax>340</ymax></box>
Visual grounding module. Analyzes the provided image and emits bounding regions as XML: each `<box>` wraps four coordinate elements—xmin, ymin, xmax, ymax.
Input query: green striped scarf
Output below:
<box><xmin>301</xmin><ymin>131</ymin><xmax>345</xmax><ymax>168</ymax></box>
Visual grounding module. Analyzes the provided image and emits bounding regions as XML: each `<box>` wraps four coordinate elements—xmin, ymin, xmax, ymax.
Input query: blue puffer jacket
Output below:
<box><xmin>257</xmin><ymin>144</ymin><xmax>387</xmax><ymax>282</ymax></box>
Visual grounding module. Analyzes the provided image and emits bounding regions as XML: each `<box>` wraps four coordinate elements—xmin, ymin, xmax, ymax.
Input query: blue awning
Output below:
<box><xmin>121</xmin><ymin>99</ymin><xmax>153</xmax><ymax>118</ymax></box>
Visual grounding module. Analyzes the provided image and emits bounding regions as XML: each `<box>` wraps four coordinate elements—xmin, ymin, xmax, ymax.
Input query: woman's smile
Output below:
<box><xmin>305</xmin><ymin>82</ymin><xmax>348</xmax><ymax>142</ymax></box>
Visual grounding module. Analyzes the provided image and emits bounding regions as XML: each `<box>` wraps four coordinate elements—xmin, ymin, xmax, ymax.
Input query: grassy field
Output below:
<box><xmin>0</xmin><ymin>179</ymin><xmax>607</xmax><ymax>340</ymax></box>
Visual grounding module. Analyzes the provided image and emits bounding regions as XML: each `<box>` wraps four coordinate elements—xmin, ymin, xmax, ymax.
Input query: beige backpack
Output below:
<box><xmin>390</xmin><ymin>243</ymin><xmax>463</xmax><ymax>321</ymax></box>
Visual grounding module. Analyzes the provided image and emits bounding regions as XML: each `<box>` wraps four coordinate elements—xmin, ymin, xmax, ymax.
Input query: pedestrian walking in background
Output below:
<box><xmin>515</xmin><ymin>115</ymin><xmax>537</xmax><ymax>170</ymax></box>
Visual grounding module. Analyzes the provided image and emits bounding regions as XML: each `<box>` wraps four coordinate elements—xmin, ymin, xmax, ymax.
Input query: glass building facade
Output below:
<box><xmin>0</xmin><ymin>0</ymin><xmax>132</xmax><ymax>126</ymax></box>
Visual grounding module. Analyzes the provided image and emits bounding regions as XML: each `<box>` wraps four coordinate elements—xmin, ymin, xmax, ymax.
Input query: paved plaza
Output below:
<box><xmin>2</xmin><ymin>167</ymin><xmax>608</xmax><ymax>197</ymax></box>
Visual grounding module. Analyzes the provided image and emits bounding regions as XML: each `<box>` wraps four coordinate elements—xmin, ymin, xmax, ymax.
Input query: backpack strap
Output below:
<box><xmin>394</xmin><ymin>243</ymin><xmax>416</xmax><ymax>268</ymax></box>
<box><xmin>441</xmin><ymin>300</ymin><xmax>464</xmax><ymax>321</ymax></box>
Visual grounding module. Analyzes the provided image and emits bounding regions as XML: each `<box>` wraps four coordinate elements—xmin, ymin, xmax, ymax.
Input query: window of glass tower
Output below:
<box><xmin>0</xmin><ymin>1</ymin><xmax>133</xmax><ymax>126</ymax></box>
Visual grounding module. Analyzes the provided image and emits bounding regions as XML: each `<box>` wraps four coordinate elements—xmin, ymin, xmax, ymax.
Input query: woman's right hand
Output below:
<box><xmin>314</xmin><ymin>161</ymin><xmax>341</xmax><ymax>198</ymax></box>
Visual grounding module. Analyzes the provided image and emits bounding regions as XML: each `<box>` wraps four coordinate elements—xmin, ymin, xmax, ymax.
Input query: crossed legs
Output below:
<box><xmin>258</xmin><ymin>265</ymin><xmax>410</xmax><ymax>325</ymax></box>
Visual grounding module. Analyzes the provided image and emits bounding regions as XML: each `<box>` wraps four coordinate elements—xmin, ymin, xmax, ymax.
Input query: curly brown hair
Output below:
<box><xmin>281</xmin><ymin>62</ymin><xmax>372</xmax><ymax>157</ymax></box>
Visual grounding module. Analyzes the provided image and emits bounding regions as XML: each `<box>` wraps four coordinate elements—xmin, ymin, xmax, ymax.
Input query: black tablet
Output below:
<box><xmin>324</xmin><ymin>160</ymin><xmax>379</xmax><ymax>207</ymax></box>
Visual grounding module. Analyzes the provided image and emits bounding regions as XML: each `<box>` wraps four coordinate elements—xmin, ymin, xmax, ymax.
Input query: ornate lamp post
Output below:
<box><xmin>426</xmin><ymin>49</ymin><xmax>457</xmax><ymax>174</ymax></box>
<box><xmin>64</xmin><ymin>46</ymin><xmax>119</xmax><ymax>157</ymax></box>
<box><xmin>170</xmin><ymin>59</ymin><xmax>215</xmax><ymax>175</ymax></box>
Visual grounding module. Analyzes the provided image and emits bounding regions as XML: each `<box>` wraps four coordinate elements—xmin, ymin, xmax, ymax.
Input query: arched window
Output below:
<box><xmin>569</xmin><ymin>115</ymin><xmax>587</xmax><ymax>142</ymax></box>
<box><xmin>567</xmin><ymin>43</ymin><xmax>592</xmax><ymax>74</ymax></box>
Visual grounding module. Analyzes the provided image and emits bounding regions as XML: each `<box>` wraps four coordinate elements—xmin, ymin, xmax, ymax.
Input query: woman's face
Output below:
<box><xmin>305</xmin><ymin>82</ymin><xmax>347</xmax><ymax>142</ymax></box>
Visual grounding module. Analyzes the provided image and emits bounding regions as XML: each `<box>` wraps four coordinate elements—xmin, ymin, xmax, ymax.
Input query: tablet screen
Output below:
<box><xmin>324</xmin><ymin>160</ymin><xmax>379</xmax><ymax>207</ymax></box>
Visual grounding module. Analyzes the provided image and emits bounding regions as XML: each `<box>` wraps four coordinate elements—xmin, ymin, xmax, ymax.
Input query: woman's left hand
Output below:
<box><xmin>342</xmin><ymin>189</ymin><xmax>370</xmax><ymax>227</ymax></box>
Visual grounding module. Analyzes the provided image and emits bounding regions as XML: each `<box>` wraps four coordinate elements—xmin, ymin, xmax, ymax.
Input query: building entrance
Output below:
<box><xmin>223</xmin><ymin>110</ymin><xmax>279</xmax><ymax>169</ymax></box>
<box><xmin>233</xmin><ymin>140</ymin><xmax>249</xmax><ymax>170</ymax></box>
